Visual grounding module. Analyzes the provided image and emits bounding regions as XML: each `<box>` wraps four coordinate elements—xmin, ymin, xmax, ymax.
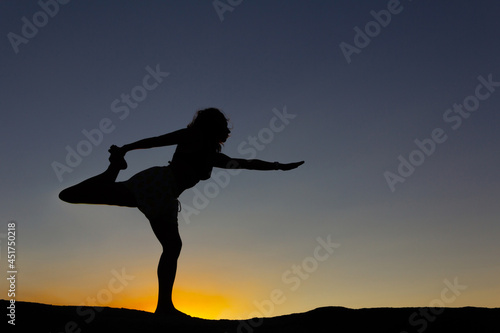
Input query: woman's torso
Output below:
<box><xmin>169</xmin><ymin>129</ymin><xmax>218</xmax><ymax>194</ymax></box>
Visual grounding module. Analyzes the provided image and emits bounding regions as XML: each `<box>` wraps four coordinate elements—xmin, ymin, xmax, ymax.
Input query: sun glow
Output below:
<box><xmin>172</xmin><ymin>288</ymin><xmax>234</xmax><ymax>319</ymax></box>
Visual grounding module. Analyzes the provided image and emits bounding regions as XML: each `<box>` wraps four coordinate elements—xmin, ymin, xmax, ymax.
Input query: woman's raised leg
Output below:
<box><xmin>59</xmin><ymin>151</ymin><xmax>136</xmax><ymax>207</ymax></box>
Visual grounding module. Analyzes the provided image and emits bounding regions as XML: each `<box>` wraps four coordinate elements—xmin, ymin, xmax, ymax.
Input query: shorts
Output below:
<box><xmin>122</xmin><ymin>166</ymin><xmax>179</xmax><ymax>223</ymax></box>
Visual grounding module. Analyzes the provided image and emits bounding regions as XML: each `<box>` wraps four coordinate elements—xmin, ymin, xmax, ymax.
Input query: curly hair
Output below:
<box><xmin>187</xmin><ymin>108</ymin><xmax>231</xmax><ymax>152</ymax></box>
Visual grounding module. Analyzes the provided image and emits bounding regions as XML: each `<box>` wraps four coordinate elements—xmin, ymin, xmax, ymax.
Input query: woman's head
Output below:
<box><xmin>188</xmin><ymin>108</ymin><xmax>231</xmax><ymax>148</ymax></box>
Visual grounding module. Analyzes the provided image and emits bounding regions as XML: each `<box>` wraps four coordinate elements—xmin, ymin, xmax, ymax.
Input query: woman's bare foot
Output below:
<box><xmin>154</xmin><ymin>306</ymin><xmax>191</xmax><ymax>320</ymax></box>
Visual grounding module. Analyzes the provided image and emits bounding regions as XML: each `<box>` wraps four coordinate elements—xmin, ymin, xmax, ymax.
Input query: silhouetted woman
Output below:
<box><xmin>59</xmin><ymin>108</ymin><xmax>304</xmax><ymax>317</ymax></box>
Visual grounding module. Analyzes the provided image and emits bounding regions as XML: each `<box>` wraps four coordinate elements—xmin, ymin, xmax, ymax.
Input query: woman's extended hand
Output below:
<box><xmin>279</xmin><ymin>161</ymin><xmax>304</xmax><ymax>171</ymax></box>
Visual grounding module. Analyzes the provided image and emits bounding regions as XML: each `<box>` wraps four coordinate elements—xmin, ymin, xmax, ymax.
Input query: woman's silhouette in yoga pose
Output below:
<box><xmin>59</xmin><ymin>108</ymin><xmax>304</xmax><ymax>317</ymax></box>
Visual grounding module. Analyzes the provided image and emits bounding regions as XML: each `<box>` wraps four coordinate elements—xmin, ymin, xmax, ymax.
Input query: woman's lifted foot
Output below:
<box><xmin>108</xmin><ymin>145</ymin><xmax>127</xmax><ymax>170</ymax></box>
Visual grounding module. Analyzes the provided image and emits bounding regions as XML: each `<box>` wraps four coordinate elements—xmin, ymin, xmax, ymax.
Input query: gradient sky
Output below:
<box><xmin>1</xmin><ymin>0</ymin><xmax>499</xmax><ymax>320</ymax></box>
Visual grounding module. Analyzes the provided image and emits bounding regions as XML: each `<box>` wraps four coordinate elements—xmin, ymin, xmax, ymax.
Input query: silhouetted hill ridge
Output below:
<box><xmin>1</xmin><ymin>300</ymin><xmax>498</xmax><ymax>332</ymax></box>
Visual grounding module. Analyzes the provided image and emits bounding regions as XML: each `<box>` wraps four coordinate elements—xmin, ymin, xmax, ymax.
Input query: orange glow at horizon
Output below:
<box><xmin>172</xmin><ymin>288</ymin><xmax>234</xmax><ymax>319</ymax></box>
<box><xmin>103</xmin><ymin>287</ymin><xmax>241</xmax><ymax>319</ymax></box>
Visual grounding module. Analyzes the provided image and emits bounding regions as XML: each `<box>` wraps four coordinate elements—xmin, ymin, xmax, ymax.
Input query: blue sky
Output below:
<box><xmin>1</xmin><ymin>0</ymin><xmax>499</xmax><ymax>319</ymax></box>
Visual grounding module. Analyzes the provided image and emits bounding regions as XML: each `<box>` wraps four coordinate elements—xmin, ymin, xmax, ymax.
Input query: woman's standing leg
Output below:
<box><xmin>146</xmin><ymin>205</ymin><xmax>184</xmax><ymax>316</ymax></box>
<box><xmin>154</xmin><ymin>220</ymin><xmax>182</xmax><ymax>315</ymax></box>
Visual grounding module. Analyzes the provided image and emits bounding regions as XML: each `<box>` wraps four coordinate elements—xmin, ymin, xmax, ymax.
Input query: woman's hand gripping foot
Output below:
<box><xmin>108</xmin><ymin>145</ymin><xmax>128</xmax><ymax>170</ymax></box>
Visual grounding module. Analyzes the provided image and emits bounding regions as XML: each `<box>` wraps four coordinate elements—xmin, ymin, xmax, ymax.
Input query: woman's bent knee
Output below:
<box><xmin>59</xmin><ymin>183</ymin><xmax>136</xmax><ymax>206</ymax></box>
<box><xmin>59</xmin><ymin>188</ymin><xmax>77</xmax><ymax>203</ymax></box>
<box><xmin>160</xmin><ymin>235</ymin><xmax>182</xmax><ymax>257</ymax></box>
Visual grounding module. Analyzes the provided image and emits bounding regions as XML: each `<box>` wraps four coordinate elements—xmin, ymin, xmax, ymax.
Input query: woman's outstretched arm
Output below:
<box><xmin>214</xmin><ymin>153</ymin><xmax>304</xmax><ymax>171</ymax></box>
